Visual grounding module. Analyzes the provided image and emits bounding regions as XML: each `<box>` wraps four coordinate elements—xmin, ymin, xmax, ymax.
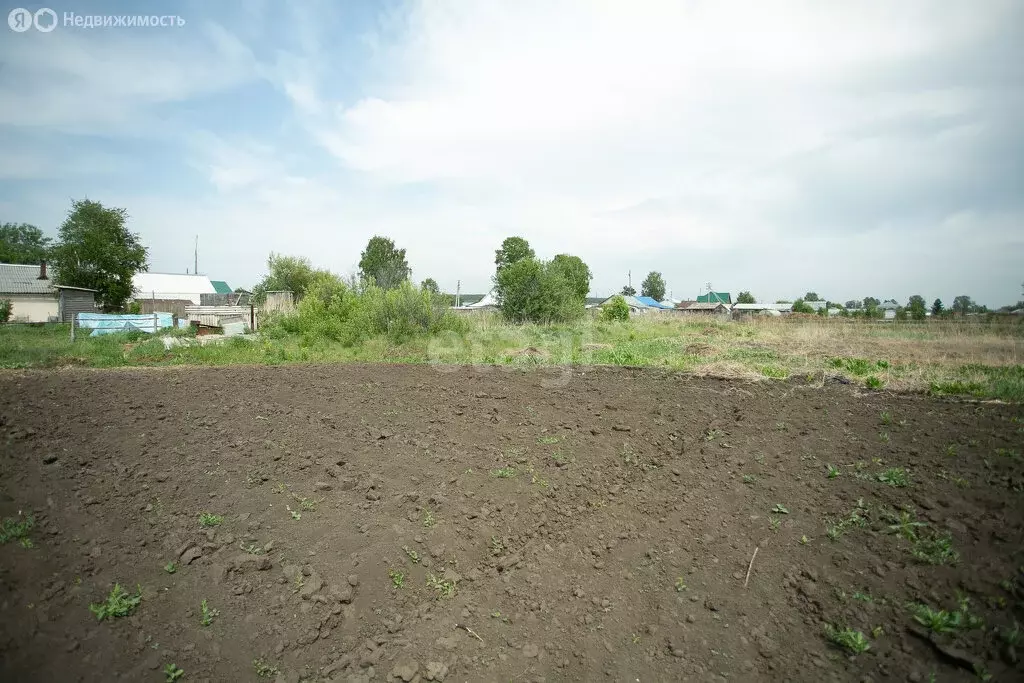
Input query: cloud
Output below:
<box><xmin>2</xmin><ymin>0</ymin><xmax>1022</xmax><ymax>305</ymax></box>
<box><xmin>0</xmin><ymin>19</ymin><xmax>260</xmax><ymax>134</ymax></box>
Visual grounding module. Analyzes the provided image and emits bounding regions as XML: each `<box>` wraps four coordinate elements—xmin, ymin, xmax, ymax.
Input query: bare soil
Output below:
<box><xmin>1</xmin><ymin>365</ymin><xmax>1022</xmax><ymax>683</ymax></box>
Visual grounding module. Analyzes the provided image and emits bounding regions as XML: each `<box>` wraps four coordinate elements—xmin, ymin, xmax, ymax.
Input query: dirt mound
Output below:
<box><xmin>683</xmin><ymin>342</ymin><xmax>714</xmax><ymax>356</ymax></box>
<box><xmin>1</xmin><ymin>365</ymin><xmax>1022</xmax><ymax>682</ymax></box>
<box><xmin>508</xmin><ymin>346</ymin><xmax>549</xmax><ymax>358</ymax></box>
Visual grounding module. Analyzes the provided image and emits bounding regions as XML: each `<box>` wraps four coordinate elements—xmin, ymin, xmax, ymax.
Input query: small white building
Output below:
<box><xmin>0</xmin><ymin>262</ymin><xmax>59</xmax><ymax>322</ymax></box>
<box><xmin>132</xmin><ymin>272</ymin><xmax>216</xmax><ymax>305</ymax></box>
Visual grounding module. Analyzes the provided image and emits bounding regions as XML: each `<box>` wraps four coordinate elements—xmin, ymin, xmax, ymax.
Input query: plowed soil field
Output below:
<box><xmin>1</xmin><ymin>365</ymin><xmax>1022</xmax><ymax>682</ymax></box>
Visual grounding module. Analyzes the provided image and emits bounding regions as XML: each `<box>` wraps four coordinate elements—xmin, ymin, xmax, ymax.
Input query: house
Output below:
<box><xmin>634</xmin><ymin>296</ymin><xmax>675</xmax><ymax>310</ymax></box>
<box><xmin>731</xmin><ymin>303</ymin><xmax>788</xmax><ymax>318</ymax></box>
<box><xmin>455</xmin><ymin>291</ymin><xmax>499</xmax><ymax>311</ymax></box>
<box><xmin>0</xmin><ymin>262</ymin><xmax>58</xmax><ymax>322</ymax></box>
<box><xmin>599</xmin><ymin>295</ymin><xmax>651</xmax><ymax>314</ymax></box>
<box><xmin>132</xmin><ymin>272</ymin><xmax>216</xmax><ymax>306</ymax></box>
<box><xmin>0</xmin><ymin>261</ymin><xmax>97</xmax><ymax>322</ymax></box>
<box><xmin>803</xmin><ymin>300</ymin><xmax>828</xmax><ymax>312</ymax></box>
<box><xmin>677</xmin><ymin>302</ymin><xmax>729</xmax><ymax>315</ymax></box>
<box><xmin>697</xmin><ymin>291</ymin><xmax>732</xmax><ymax>305</ymax></box>
<box><xmin>879</xmin><ymin>300</ymin><xmax>899</xmax><ymax>319</ymax></box>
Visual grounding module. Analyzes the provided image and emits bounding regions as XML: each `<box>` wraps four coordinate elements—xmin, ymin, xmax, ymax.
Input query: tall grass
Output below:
<box><xmin>1</xmin><ymin>313</ymin><xmax>1021</xmax><ymax>401</ymax></box>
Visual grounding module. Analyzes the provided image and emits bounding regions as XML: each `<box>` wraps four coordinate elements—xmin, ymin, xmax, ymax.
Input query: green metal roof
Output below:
<box><xmin>697</xmin><ymin>292</ymin><xmax>731</xmax><ymax>304</ymax></box>
<box><xmin>210</xmin><ymin>280</ymin><xmax>232</xmax><ymax>294</ymax></box>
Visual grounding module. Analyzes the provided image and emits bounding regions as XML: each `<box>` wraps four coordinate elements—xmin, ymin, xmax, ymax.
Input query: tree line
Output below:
<box><xmin>3</xmin><ymin>205</ymin><xmax>1018</xmax><ymax>321</ymax></box>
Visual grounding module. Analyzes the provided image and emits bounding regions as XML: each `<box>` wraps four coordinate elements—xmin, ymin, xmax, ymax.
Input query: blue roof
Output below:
<box><xmin>635</xmin><ymin>296</ymin><xmax>674</xmax><ymax>309</ymax></box>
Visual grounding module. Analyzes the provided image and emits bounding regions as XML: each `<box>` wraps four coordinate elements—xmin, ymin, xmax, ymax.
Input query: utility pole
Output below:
<box><xmin>628</xmin><ymin>270</ymin><xmax>631</xmax><ymax>291</ymax></box>
<box><xmin>456</xmin><ymin>280</ymin><xmax>461</xmax><ymax>308</ymax></box>
<box><xmin>194</xmin><ymin>235</ymin><xmax>199</xmax><ymax>275</ymax></box>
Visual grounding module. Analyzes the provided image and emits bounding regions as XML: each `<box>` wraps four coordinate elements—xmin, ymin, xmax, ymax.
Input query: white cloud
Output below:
<box><xmin>3</xmin><ymin>0</ymin><xmax>1022</xmax><ymax>305</ymax></box>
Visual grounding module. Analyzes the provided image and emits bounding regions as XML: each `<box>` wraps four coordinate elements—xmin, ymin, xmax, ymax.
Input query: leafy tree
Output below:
<box><xmin>804</xmin><ymin>292</ymin><xmax>820</xmax><ymax>302</ymax></box>
<box><xmin>791</xmin><ymin>299</ymin><xmax>814</xmax><ymax>314</ymax></box>
<box><xmin>49</xmin><ymin>199</ymin><xmax>148</xmax><ymax>311</ymax></box>
<box><xmin>863</xmin><ymin>297</ymin><xmax>880</xmax><ymax>309</ymax></box>
<box><xmin>907</xmin><ymin>295</ymin><xmax>927</xmax><ymax>320</ymax></box>
<box><xmin>895</xmin><ymin>306</ymin><xmax>908</xmax><ymax>321</ymax></box>
<box><xmin>621</xmin><ymin>285</ymin><xmax>636</xmax><ymax>296</ymax></box>
<box><xmin>359</xmin><ymin>236</ymin><xmax>410</xmax><ymax>290</ymax></box>
<box><xmin>550</xmin><ymin>254</ymin><xmax>592</xmax><ymax>300</ymax></box>
<box><xmin>600</xmin><ymin>295</ymin><xmax>629</xmax><ymax>322</ymax></box>
<box><xmin>931</xmin><ymin>298</ymin><xmax>944</xmax><ymax>316</ymax></box>
<box><xmin>0</xmin><ymin>299</ymin><xmax>11</xmax><ymax>323</ymax></box>
<box><xmin>251</xmin><ymin>253</ymin><xmax>317</xmax><ymax>304</ymax></box>
<box><xmin>640</xmin><ymin>271</ymin><xmax>666</xmax><ymax>301</ymax></box>
<box><xmin>420</xmin><ymin>278</ymin><xmax>440</xmax><ymax>295</ymax></box>
<box><xmin>775</xmin><ymin>300</ymin><xmax>792</xmax><ymax>304</ymax></box>
<box><xmin>0</xmin><ymin>222</ymin><xmax>51</xmax><ymax>264</ymax></box>
<box><xmin>494</xmin><ymin>237</ymin><xmax>535</xmax><ymax>274</ymax></box>
<box><xmin>952</xmin><ymin>295</ymin><xmax>974</xmax><ymax>315</ymax></box>
<box><xmin>736</xmin><ymin>291</ymin><xmax>756</xmax><ymax>304</ymax></box>
<box><xmin>845</xmin><ymin>300</ymin><xmax>862</xmax><ymax>310</ymax></box>
<box><xmin>494</xmin><ymin>258</ymin><xmax>583</xmax><ymax>323</ymax></box>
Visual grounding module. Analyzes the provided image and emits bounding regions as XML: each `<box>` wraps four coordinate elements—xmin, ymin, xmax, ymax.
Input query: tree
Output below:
<box><xmin>952</xmin><ymin>295</ymin><xmax>974</xmax><ymax>315</ymax></box>
<box><xmin>252</xmin><ymin>253</ymin><xmax>317</xmax><ymax>304</ymax></box>
<box><xmin>494</xmin><ymin>257</ymin><xmax>583</xmax><ymax>323</ymax></box>
<box><xmin>640</xmin><ymin>271</ymin><xmax>666</xmax><ymax>301</ymax></box>
<box><xmin>863</xmin><ymin>297</ymin><xmax>880</xmax><ymax>309</ymax></box>
<box><xmin>895</xmin><ymin>306</ymin><xmax>908</xmax><ymax>321</ymax></box>
<box><xmin>621</xmin><ymin>285</ymin><xmax>636</xmax><ymax>296</ymax></box>
<box><xmin>49</xmin><ymin>199</ymin><xmax>148</xmax><ymax>311</ymax></box>
<box><xmin>600</xmin><ymin>295</ymin><xmax>629</xmax><ymax>322</ymax></box>
<box><xmin>494</xmin><ymin>237</ymin><xmax>535</xmax><ymax>274</ymax></box>
<box><xmin>804</xmin><ymin>292</ymin><xmax>820</xmax><ymax>302</ymax></box>
<box><xmin>0</xmin><ymin>222</ymin><xmax>51</xmax><ymax>264</ymax></box>
<box><xmin>907</xmin><ymin>295</ymin><xmax>927</xmax><ymax>320</ymax></box>
<box><xmin>420</xmin><ymin>278</ymin><xmax>440</xmax><ymax>295</ymax></box>
<box><xmin>550</xmin><ymin>254</ymin><xmax>592</xmax><ymax>300</ymax></box>
<box><xmin>931</xmin><ymin>298</ymin><xmax>944</xmax><ymax>316</ymax></box>
<box><xmin>791</xmin><ymin>299</ymin><xmax>814</xmax><ymax>314</ymax></box>
<box><xmin>0</xmin><ymin>299</ymin><xmax>11</xmax><ymax>323</ymax></box>
<box><xmin>845</xmin><ymin>300</ymin><xmax>862</xmax><ymax>310</ymax></box>
<box><xmin>736</xmin><ymin>291</ymin><xmax>756</xmax><ymax>304</ymax></box>
<box><xmin>359</xmin><ymin>236</ymin><xmax>410</xmax><ymax>290</ymax></box>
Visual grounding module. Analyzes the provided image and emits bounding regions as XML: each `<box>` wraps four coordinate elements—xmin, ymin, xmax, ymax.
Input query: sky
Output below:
<box><xmin>1</xmin><ymin>0</ymin><xmax>1022</xmax><ymax>306</ymax></box>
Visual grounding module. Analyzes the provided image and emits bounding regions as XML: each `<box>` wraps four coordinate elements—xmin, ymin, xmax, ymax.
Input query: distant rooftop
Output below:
<box><xmin>0</xmin><ymin>262</ymin><xmax>53</xmax><ymax>295</ymax></box>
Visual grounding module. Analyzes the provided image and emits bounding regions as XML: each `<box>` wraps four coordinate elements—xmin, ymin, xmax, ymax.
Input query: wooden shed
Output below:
<box><xmin>56</xmin><ymin>285</ymin><xmax>99</xmax><ymax>323</ymax></box>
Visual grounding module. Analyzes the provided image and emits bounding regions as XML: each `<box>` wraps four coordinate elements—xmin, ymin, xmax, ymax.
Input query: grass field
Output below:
<box><xmin>1</xmin><ymin>315</ymin><xmax>1021</xmax><ymax>400</ymax></box>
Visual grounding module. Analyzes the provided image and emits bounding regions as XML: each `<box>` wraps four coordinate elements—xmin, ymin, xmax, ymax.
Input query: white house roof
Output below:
<box><xmin>133</xmin><ymin>272</ymin><xmax>215</xmax><ymax>300</ymax></box>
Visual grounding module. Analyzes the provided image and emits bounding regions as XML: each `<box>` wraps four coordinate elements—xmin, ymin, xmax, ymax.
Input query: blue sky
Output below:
<box><xmin>1</xmin><ymin>0</ymin><xmax>1022</xmax><ymax>305</ymax></box>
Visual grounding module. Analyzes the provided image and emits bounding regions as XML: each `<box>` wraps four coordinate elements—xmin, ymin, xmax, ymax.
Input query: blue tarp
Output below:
<box><xmin>634</xmin><ymin>296</ymin><xmax>674</xmax><ymax>309</ymax></box>
<box><xmin>77</xmin><ymin>312</ymin><xmax>174</xmax><ymax>336</ymax></box>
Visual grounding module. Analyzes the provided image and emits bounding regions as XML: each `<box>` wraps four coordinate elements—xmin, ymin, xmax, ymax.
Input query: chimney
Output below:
<box><xmin>37</xmin><ymin>260</ymin><xmax>48</xmax><ymax>280</ymax></box>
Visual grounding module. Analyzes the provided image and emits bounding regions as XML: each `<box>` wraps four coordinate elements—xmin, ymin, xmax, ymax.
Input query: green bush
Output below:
<box><xmin>270</xmin><ymin>279</ymin><xmax>464</xmax><ymax>345</ymax></box>
<box><xmin>600</xmin><ymin>295</ymin><xmax>630</xmax><ymax>322</ymax></box>
<box><xmin>0</xmin><ymin>299</ymin><xmax>11</xmax><ymax>323</ymax></box>
<box><xmin>494</xmin><ymin>257</ymin><xmax>586</xmax><ymax>323</ymax></box>
<box><xmin>791</xmin><ymin>299</ymin><xmax>814</xmax><ymax>314</ymax></box>
<box><xmin>353</xmin><ymin>281</ymin><xmax>466</xmax><ymax>343</ymax></box>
